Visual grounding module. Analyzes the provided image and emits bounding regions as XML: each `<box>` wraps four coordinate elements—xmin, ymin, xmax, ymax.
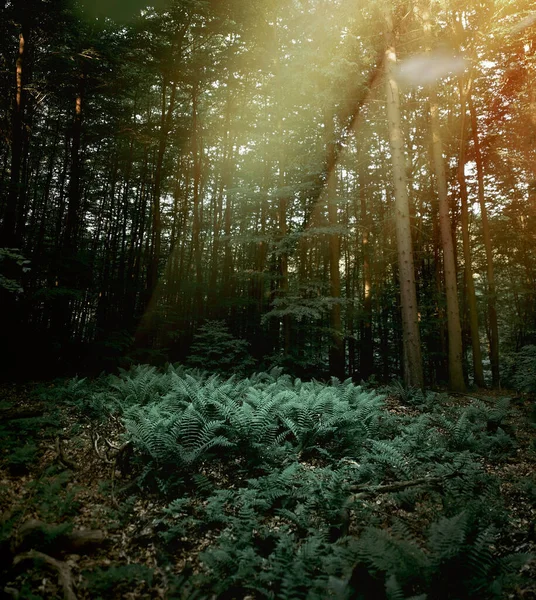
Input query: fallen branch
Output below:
<box><xmin>350</xmin><ymin>471</ymin><xmax>459</xmax><ymax>500</ymax></box>
<box><xmin>15</xmin><ymin>519</ymin><xmax>106</xmax><ymax>556</ymax></box>
<box><xmin>13</xmin><ymin>550</ymin><xmax>77</xmax><ymax>600</ymax></box>
<box><xmin>0</xmin><ymin>407</ymin><xmax>44</xmax><ymax>421</ymax></box>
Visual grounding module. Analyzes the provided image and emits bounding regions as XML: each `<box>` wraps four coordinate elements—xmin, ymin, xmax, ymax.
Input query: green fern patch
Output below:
<box><xmin>37</xmin><ymin>366</ymin><xmax>532</xmax><ymax>599</ymax></box>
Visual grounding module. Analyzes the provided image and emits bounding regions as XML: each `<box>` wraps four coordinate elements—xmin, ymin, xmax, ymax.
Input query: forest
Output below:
<box><xmin>0</xmin><ymin>0</ymin><xmax>535</xmax><ymax>598</ymax></box>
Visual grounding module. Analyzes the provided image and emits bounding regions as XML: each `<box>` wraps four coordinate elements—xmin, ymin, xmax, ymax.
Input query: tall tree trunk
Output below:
<box><xmin>0</xmin><ymin>24</ymin><xmax>29</xmax><ymax>375</ymax></box>
<box><xmin>208</xmin><ymin>89</ymin><xmax>233</xmax><ymax>317</ymax></box>
<box><xmin>457</xmin><ymin>76</ymin><xmax>485</xmax><ymax>387</ymax></box>
<box><xmin>191</xmin><ymin>80</ymin><xmax>204</xmax><ymax>321</ymax></box>
<box><xmin>469</xmin><ymin>94</ymin><xmax>500</xmax><ymax>387</ymax></box>
<box><xmin>222</xmin><ymin>169</ymin><xmax>233</xmax><ymax>319</ymax></box>
<box><xmin>52</xmin><ymin>69</ymin><xmax>85</xmax><ymax>364</ymax></box>
<box><xmin>384</xmin><ymin>10</ymin><xmax>424</xmax><ymax>388</ymax></box>
<box><xmin>149</xmin><ymin>78</ymin><xmax>177</xmax><ymax>300</ymax></box>
<box><xmin>422</xmin><ymin>6</ymin><xmax>465</xmax><ymax>392</ymax></box>
<box><xmin>63</xmin><ymin>73</ymin><xmax>85</xmax><ymax>253</ymax></box>
<box><xmin>429</xmin><ymin>87</ymin><xmax>465</xmax><ymax>391</ymax></box>
<box><xmin>359</xmin><ymin>161</ymin><xmax>373</xmax><ymax>380</ymax></box>
<box><xmin>326</xmin><ymin>112</ymin><xmax>345</xmax><ymax>379</ymax></box>
<box><xmin>2</xmin><ymin>26</ymin><xmax>28</xmax><ymax>248</ymax></box>
<box><xmin>278</xmin><ymin>172</ymin><xmax>291</xmax><ymax>357</ymax></box>
<box><xmin>274</xmin><ymin>24</ymin><xmax>290</xmax><ymax>359</ymax></box>
<box><xmin>136</xmin><ymin>77</ymin><xmax>177</xmax><ymax>350</ymax></box>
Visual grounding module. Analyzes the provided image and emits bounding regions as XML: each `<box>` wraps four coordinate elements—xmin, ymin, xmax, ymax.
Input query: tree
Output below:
<box><xmin>383</xmin><ymin>7</ymin><xmax>423</xmax><ymax>388</ymax></box>
<box><xmin>421</xmin><ymin>5</ymin><xmax>465</xmax><ymax>392</ymax></box>
<box><xmin>457</xmin><ymin>73</ymin><xmax>485</xmax><ymax>387</ymax></box>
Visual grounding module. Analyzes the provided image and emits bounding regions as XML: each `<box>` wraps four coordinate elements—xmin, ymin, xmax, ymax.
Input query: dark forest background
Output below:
<box><xmin>1</xmin><ymin>0</ymin><xmax>535</xmax><ymax>386</ymax></box>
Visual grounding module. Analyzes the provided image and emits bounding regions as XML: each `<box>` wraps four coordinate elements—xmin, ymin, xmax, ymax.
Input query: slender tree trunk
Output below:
<box><xmin>469</xmin><ymin>94</ymin><xmax>500</xmax><ymax>387</ymax></box>
<box><xmin>420</xmin><ymin>6</ymin><xmax>464</xmax><ymax>391</ymax></box>
<box><xmin>274</xmin><ymin>25</ymin><xmax>291</xmax><ymax>358</ymax></box>
<box><xmin>52</xmin><ymin>69</ymin><xmax>85</xmax><ymax>364</ymax></box>
<box><xmin>63</xmin><ymin>73</ymin><xmax>85</xmax><ymax>253</ymax></box>
<box><xmin>359</xmin><ymin>161</ymin><xmax>373</xmax><ymax>379</ymax></box>
<box><xmin>325</xmin><ymin>112</ymin><xmax>345</xmax><ymax>379</ymax></box>
<box><xmin>209</xmin><ymin>90</ymin><xmax>233</xmax><ymax>317</ymax></box>
<box><xmin>429</xmin><ymin>89</ymin><xmax>465</xmax><ymax>391</ymax></box>
<box><xmin>191</xmin><ymin>80</ymin><xmax>204</xmax><ymax>321</ymax></box>
<box><xmin>2</xmin><ymin>27</ymin><xmax>27</xmax><ymax>248</ymax></box>
<box><xmin>384</xmin><ymin>10</ymin><xmax>424</xmax><ymax>388</ymax></box>
<box><xmin>136</xmin><ymin>76</ymin><xmax>177</xmax><ymax>351</ymax></box>
<box><xmin>278</xmin><ymin>173</ymin><xmax>291</xmax><ymax>356</ymax></box>
<box><xmin>457</xmin><ymin>77</ymin><xmax>485</xmax><ymax>386</ymax></box>
<box><xmin>148</xmin><ymin>78</ymin><xmax>177</xmax><ymax>300</ymax></box>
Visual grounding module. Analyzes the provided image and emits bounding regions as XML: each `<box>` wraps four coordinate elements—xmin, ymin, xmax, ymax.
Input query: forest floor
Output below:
<box><xmin>0</xmin><ymin>380</ymin><xmax>535</xmax><ymax>600</ymax></box>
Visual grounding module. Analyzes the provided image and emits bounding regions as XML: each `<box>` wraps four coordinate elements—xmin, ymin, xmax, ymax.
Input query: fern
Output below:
<box><xmin>40</xmin><ymin>366</ymin><xmax>531</xmax><ymax>599</ymax></box>
<box><xmin>123</xmin><ymin>400</ymin><xmax>234</xmax><ymax>486</ymax></box>
<box><xmin>385</xmin><ymin>574</ymin><xmax>405</xmax><ymax>600</ymax></box>
<box><xmin>428</xmin><ymin>511</ymin><xmax>470</xmax><ymax>563</ymax></box>
<box><xmin>366</xmin><ymin>440</ymin><xmax>414</xmax><ymax>479</ymax></box>
<box><xmin>357</xmin><ymin>527</ymin><xmax>429</xmax><ymax>582</ymax></box>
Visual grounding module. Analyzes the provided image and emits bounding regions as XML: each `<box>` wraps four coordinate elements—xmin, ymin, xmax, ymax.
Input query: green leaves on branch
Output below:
<box><xmin>0</xmin><ymin>248</ymin><xmax>30</xmax><ymax>294</ymax></box>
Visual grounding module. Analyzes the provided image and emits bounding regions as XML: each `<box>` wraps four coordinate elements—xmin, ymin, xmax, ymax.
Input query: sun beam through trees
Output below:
<box><xmin>1</xmin><ymin>0</ymin><xmax>536</xmax><ymax>386</ymax></box>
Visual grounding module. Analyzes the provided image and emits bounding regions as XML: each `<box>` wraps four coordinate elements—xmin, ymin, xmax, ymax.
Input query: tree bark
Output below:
<box><xmin>429</xmin><ymin>88</ymin><xmax>465</xmax><ymax>392</ymax></box>
<box><xmin>359</xmin><ymin>161</ymin><xmax>373</xmax><ymax>380</ymax></box>
<box><xmin>191</xmin><ymin>80</ymin><xmax>204</xmax><ymax>321</ymax></box>
<box><xmin>2</xmin><ymin>27</ymin><xmax>28</xmax><ymax>248</ymax></box>
<box><xmin>422</xmin><ymin>5</ymin><xmax>465</xmax><ymax>392</ymax></box>
<box><xmin>457</xmin><ymin>76</ymin><xmax>485</xmax><ymax>387</ymax></box>
<box><xmin>326</xmin><ymin>112</ymin><xmax>345</xmax><ymax>379</ymax></box>
<box><xmin>384</xmin><ymin>10</ymin><xmax>424</xmax><ymax>388</ymax></box>
<box><xmin>63</xmin><ymin>72</ymin><xmax>85</xmax><ymax>253</ymax></box>
<box><xmin>469</xmin><ymin>94</ymin><xmax>500</xmax><ymax>387</ymax></box>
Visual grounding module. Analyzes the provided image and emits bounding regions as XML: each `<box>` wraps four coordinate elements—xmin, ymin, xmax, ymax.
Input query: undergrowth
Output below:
<box><xmin>38</xmin><ymin>365</ymin><xmax>532</xmax><ymax>599</ymax></box>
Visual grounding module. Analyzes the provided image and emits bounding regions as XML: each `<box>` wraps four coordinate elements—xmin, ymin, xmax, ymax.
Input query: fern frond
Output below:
<box><xmin>428</xmin><ymin>511</ymin><xmax>469</xmax><ymax>563</ymax></box>
<box><xmin>368</xmin><ymin>440</ymin><xmax>414</xmax><ymax>479</ymax></box>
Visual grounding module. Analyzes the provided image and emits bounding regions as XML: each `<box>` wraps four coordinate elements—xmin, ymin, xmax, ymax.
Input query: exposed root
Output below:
<box><xmin>91</xmin><ymin>432</ymin><xmax>114</xmax><ymax>463</ymax></box>
<box><xmin>54</xmin><ymin>437</ymin><xmax>78</xmax><ymax>471</ymax></box>
<box><xmin>13</xmin><ymin>550</ymin><xmax>77</xmax><ymax>600</ymax></box>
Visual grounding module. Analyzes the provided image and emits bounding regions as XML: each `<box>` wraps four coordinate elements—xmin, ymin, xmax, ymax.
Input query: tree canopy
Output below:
<box><xmin>1</xmin><ymin>0</ymin><xmax>535</xmax><ymax>386</ymax></box>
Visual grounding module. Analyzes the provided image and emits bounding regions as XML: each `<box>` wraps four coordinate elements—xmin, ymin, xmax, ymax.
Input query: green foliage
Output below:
<box><xmin>28</xmin><ymin>471</ymin><xmax>81</xmax><ymax>521</ymax></box>
<box><xmin>503</xmin><ymin>345</ymin><xmax>536</xmax><ymax>393</ymax></box>
<box><xmin>124</xmin><ymin>399</ymin><xmax>234</xmax><ymax>491</ymax></box>
<box><xmin>187</xmin><ymin>320</ymin><xmax>255</xmax><ymax>373</ymax></box>
<box><xmin>0</xmin><ymin>409</ymin><xmax>60</xmax><ymax>475</ymax></box>
<box><xmin>38</xmin><ymin>367</ymin><xmax>530</xmax><ymax>598</ymax></box>
<box><xmin>82</xmin><ymin>564</ymin><xmax>155</xmax><ymax>599</ymax></box>
<box><xmin>0</xmin><ymin>248</ymin><xmax>30</xmax><ymax>294</ymax></box>
<box><xmin>6</xmin><ymin>442</ymin><xmax>39</xmax><ymax>473</ymax></box>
